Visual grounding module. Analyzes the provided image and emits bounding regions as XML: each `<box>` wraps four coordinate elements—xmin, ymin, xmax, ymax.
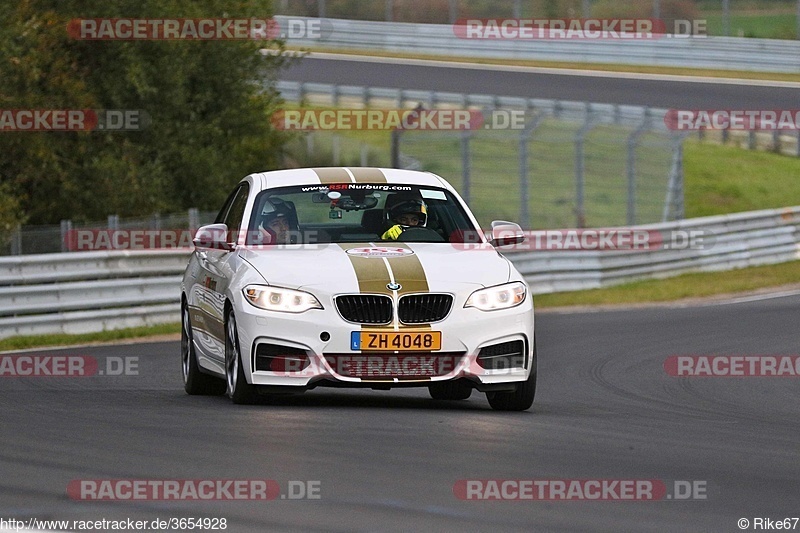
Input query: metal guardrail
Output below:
<box><xmin>1</xmin><ymin>207</ymin><xmax>798</xmax><ymax>339</ymax></box>
<box><xmin>0</xmin><ymin>251</ymin><xmax>189</xmax><ymax>339</ymax></box>
<box><xmin>277</xmin><ymin>16</ymin><xmax>800</xmax><ymax>73</ymax></box>
<box><xmin>510</xmin><ymin>206</ymin><xmax>800</xmax><ymax>293</ymax></box>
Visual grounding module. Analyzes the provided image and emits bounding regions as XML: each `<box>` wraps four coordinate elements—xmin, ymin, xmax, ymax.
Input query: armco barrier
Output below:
<box><xmin>0</xmin><ymin>207</ymin><xmax>798</xmax><ymax>339</ymax></box>
<box><xmin>275</xmin><ymin>16</ymin><xmax>800</xmax><ymax>74</ymax></box>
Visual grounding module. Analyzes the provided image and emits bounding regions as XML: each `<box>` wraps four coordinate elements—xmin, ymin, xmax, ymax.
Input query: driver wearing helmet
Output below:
<box><xmin>381</xmin><ymin>198</ymin><xmax>427</xmax><ymax>240</ymax></box>
<box><xmin>258</xmin><ymin>201</ymin><xmax>294</xmax><ymax>244</ymax></box>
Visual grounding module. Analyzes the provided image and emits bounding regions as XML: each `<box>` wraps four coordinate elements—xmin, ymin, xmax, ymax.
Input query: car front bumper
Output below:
<box><xmin>233</xmin><ymin>291</ymin><xmax>535</xmax><ymax>390</ymax></box>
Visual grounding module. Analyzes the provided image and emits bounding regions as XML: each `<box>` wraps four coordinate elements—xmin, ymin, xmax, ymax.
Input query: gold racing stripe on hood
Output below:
<box><xmin>387</xmin><ymin>243</ymin><xmax>431</xmax><ymax>331</ymax></box>
<box><xmin>313</xmin><ymin>167</ymin><xmax>352</xmax><ymax>184</ymax></box>
<box><xmin>337</xmin><ymin>243</ymin><xmax>432</xmax><ymax>331</ymax></box>
<box><xmin>337</xmin><ymin>243</ymin><xmax>392</xmax><ymax>296</ymax></box>
<box><xmin>386</xmin><ymin>245</ymin><xmax>429</xmax><ymax>296</ymax></box>
<box><xmin>347</xmin><ymin>167</ymin><xmax>387</xmax><ymax>183</ymax></box>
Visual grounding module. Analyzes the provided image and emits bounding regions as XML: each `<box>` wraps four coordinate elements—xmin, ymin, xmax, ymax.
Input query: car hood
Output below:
<box><xmin>238</xmin><ymin>242</ymin><xmax>511</xmax><ymax>293</ymax></box>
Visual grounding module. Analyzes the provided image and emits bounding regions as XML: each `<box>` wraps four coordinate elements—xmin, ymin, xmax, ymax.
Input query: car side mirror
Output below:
<box><xmin>490</xmin><ymin>220</ymin><xmax>525</xmax><ymax>247</ymax></box>
<box><xmin>193</xmin><ymin>223</ymin><xmax>234</xmax><ymax>251</ymax></box>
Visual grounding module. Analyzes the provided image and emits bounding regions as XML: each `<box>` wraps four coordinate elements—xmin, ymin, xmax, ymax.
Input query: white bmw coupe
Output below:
<box><xmin>181</xmin><ymin>167</ymin><xmax>536</xmax><ymax>410</ymax></box>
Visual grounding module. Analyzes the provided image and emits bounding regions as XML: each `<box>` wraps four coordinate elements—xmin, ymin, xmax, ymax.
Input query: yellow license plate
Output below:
<box><xmin>351</xmin><ymin>331</ymin><xmax>441</xmax><ymax>351</ymax></box>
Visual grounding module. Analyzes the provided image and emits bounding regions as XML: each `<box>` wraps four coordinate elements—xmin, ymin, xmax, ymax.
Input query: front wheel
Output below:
<box><xmin>225</xmin><ymin>311</ymin><xmax>258</xmax><ymax>404</ymax></box>
<box><xmin>486</xmin><ymin>338</ymin><xmax>537</xmax><ymax>412</ymax></box>
<box><xmin>182</xmin><ymin>303</ymin><xmax>225</xmax><ymax>395</ymax></box>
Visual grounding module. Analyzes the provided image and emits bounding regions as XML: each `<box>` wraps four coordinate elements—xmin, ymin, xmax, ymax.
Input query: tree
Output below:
<box><xmin>0</xmin><ymin>0</ymin><xmax>292</xmax><ymax>224</ymax></box>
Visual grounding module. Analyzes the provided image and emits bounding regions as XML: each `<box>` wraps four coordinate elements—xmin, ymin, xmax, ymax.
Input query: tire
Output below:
<box><xmin>182</xmin><ymin>303</ymin><xmax>225</xmax><ymax>395</ymax></box>
<box><xmin>429</xmin><ymin>380</ymin><xmax>472</xmax><ymax>401</ymax></box>
<box><xmin>486</xmin><ymin>338</ymin><xmax>537</xmax><ymax>412</ymax></box>
<box><xmin>225</xmin><ymin>310</ymin><xmax>259</xmax><ymax>405</ymax></box>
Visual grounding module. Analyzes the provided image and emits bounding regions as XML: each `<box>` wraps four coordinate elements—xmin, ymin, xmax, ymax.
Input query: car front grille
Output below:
<box><xmin>336</xmin><ymin>293</ymin><xmax>453</xmax><ymax>325</ymax></box>
<box><xmin>335</xmin><ymin>295</ymin><xmax>393</xmax><ymax>324</ymax></box>
<box><xmin>398</xmin><ymin>294</ymin><xmax>453</xmax><ymax>324</ymax></box>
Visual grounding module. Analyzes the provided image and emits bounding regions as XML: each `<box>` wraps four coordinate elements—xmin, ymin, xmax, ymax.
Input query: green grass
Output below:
<box><xmin>535</xmin><ymin>259</ymin><xmax>800</xmax><ymax>308</ymax></box>
<box><xmin>703</xmin><ymin>13</ymin><xmax>797</xmax><ymax>39</ymax></box>
<box><xmin>684</xmin><ymin>139</ymin><xmax>800</xmax><ymax>217</ymax></box>
<box><xmin>0</xmin><ymin>323</ymin><xmax>180</xmax><ymax>352</ymax></box>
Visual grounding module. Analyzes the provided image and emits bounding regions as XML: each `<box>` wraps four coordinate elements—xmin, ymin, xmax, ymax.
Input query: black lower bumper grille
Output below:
<box><xmin>335</xmin><ymin>295</ymin><xmax>393</xmax><ymax>324</ymax></box>
<box><xmin>398</xmin><ymin>294</ymin><xmax>453</xmax><ymax>323</ymax></box>
<box><xmin>255</xmin><ymin>343</ymin><xmax>310</xmax><ymax>372</ymax></box>
<box><xmin>477</xmin><ymin>340</ymin><xmax>526</xmax><ymax>370</ymax></box>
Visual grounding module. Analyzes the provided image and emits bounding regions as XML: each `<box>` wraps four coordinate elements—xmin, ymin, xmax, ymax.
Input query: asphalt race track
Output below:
<box><xmin>1</xmin><ymin>294</ymin><xmax>798</xmax><ymax>532</ymax></box>
<box><xmin>280</xmin><ymin>54</ymin><xmax>800</xmax><ymax>109</ymax></box>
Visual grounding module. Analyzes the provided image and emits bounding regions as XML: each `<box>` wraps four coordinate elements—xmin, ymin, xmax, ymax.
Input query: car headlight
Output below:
<box><xmin>243</xmin><ymin>285</ymin><xmax>322</xmax><ymax>313</ymax></box>
<box><xmin>465</xmin><ymin>282</ymin><xmax>527</xmax><ymax>311</ymax></box>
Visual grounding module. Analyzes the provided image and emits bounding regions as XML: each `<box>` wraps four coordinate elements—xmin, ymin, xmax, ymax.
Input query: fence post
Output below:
<box><xmin>663</xmin><ymin>134</ymin><xmax>685</xmax><ymax>221</ymax></box>
<box><xmin>390</xmin><ymin>129</ymin><xmax>401</xmax><ymax>168</ymax></box>
<box><xmin>332</xmin><ymin>135</ymin><xmax>341</xmax><ymax>165</ymax></box>
<box><xmin>518</xmin><ymin>112</ymin><xmax>545</xmax><ymax>229</ymax></box>
<box><xmin>385</xmin><ymin>0</ymin><xmax>393</xmax><ymax>21</ymax></box>
<box><xmin>360</xmin><ymin>143</ymin><xmax>369</xmax><ymax>166</ymax></box>
<box><xmin>60</xmin><ymin>219</ymin><xmax>73</xmax><ymax>252</ymax></box>
<box><xmin>188</xmin><ymin>208</ymin><xmax>199</xmax><ymax>230</ymax></box>
<box><xmin>108</xmin><ymin>214</ymin><xmax>119</xmax><ymax>230</ymax></box>
<box><xmin>10</xmin><ymin>225</ymin><xmax>22</xmax><ymax>255</ymax></box>
<box><xmin>460</xmin><ymin>131</ymin><xmax>471</xmax><ymax>204</ymax></box>
<box><xmin>574</xmin><ymin>103</ymin><xmax>594</xmax><ymax>228</ymax></box>
<box><xmin>306</xmin><ymin>133</ymin><xmax>315</xmax><ymax>157</ymax></box>
<box><xmin>331</xmin><ymin>84</ymin><xmax>339</xmax><ymax>107</ymax></box>
<box><xmin>448</xmin><ymin>0</ymin><xmax>458</xmax><ymax>23</ymax></box>
<box><xmin>626</xmin><ymin>110</ymin><xmax>651</xmax><ymax>226</ymax></box>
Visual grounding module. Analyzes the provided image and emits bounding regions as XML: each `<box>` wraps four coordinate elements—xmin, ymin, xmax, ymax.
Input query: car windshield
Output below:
<box><xmin>246</xmin><ymin>183</ymin><xmax>479</xmax><ymax>245</ymax></box>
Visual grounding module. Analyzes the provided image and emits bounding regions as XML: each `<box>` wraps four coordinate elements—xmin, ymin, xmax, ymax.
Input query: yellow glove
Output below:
<box><xmin>381</xmin><ymin>224</ymin><xmax>404</xmax><ymax>240</ymax></box>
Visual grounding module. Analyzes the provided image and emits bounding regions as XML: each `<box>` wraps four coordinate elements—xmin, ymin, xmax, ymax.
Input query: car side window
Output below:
<box><xmin>221</xmin><ymin>184</ymin><xmax>250</xmax><ymax>241</ymax></box>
